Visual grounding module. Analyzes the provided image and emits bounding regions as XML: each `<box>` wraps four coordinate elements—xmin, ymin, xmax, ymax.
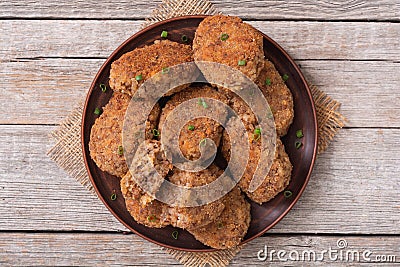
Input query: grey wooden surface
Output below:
<box><xmin>0</xmin><ymin>0</ymin><xmax>399</xmax><ymax>266</ymax></box>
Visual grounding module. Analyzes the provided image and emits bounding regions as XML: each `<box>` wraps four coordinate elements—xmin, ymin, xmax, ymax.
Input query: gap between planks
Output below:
<box><xmin>0</xmin><ymin>0</ymin><xmax>399</xmax><ymax>20</ymax></box>
<box><xmin>1</xmin><ymin>59</ymin><xmax>399</xmax><ymax>127</ymax></box>
<box><xmin>1</xmin><ymin>20</ymin><xmax>399</xmax><ymax>61</ymax></box>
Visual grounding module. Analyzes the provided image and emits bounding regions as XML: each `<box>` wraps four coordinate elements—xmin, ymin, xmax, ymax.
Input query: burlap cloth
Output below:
<box><xmin>47</xmin><ymin>0</ymin><xmax>346</xmax><ymax>266</ymax></box>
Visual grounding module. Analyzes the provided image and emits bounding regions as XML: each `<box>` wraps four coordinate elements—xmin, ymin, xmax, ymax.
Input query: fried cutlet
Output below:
<box><xmin>159</xmin><ymin>85</ymin><xmax>230</xmax><ymax>161</ymax></box>
<box><xmin>188</xmin><ymin>186</ymin><xmax>251</xmax><ymax>249</ymax></box>
<box><xmin>257</xmin><ymin>59</ymin><xmax>294</xmax><ymax>137</ymax></box>
<box><xmin>167</xmin><ymin>165</ymin><xmax>225</xmax><ymax>230</ymax></box>
<box><xmin>193</xmin><ymin>15</ymin><xmax>264</xmax><ymax>82</ymax></box>
<box><xmin>89</xmin><ymin>93</ymin><xmax>160</xmax><ymax>177</ymax></box>
<box><xmin>109</xmin><ymin>40</ymin><xmax>198</xmax><ymax>96</ymax></box>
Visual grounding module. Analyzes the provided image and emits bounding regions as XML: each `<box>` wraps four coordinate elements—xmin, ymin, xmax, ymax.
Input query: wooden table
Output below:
<box><xmin>1</xmin><ymin>1</ymin><xmax>399</xmax><ymax>265</ymax></box>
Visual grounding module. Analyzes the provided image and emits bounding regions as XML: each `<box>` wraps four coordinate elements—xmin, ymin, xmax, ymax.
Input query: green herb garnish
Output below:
<box><xmin>99</xmin><ymin>83</ymin><xmax>107</xmax><ymax>92</ymax></box>
<box><xmin>118</xmin><ymin>145</ymin><xmax>124</xmax><ymax>155</ymax></box>
<box><xmin>253</xmin><ymin>128</ymin><xmax>261</xmax><ymax>141</ymax></box>
<box><xmin>295</xmin><ymin>141</ymin><xmax>303</xmax><ymax>149</ymax></box>
<box><xmin>161</xmin><ymin>30</ymin><xmax>168</xmax><ymax>38</ymax></box>
<box><xmin>181</xmin><ymin>35</ymin><xmax>188</xmax><ymax>42</ymax></box>
<box><xmin>147</xmin><ymin>215</ymin><xmax>157</xmax><ymax>222</ymax></box>
<box><xmin>282</xmin><ymin>74</ymin><xmax>289</xmax><ymax>82</ymax></box>
<box><xmin>220</xmin><ymin>33</ymin><xmax>229</xmax><ymax>41</ymax></box>
<box><xmin>172</xmin><ymin>230</ymin><xmax>179</xmax><ymax>240</ymax></box>
<box><xmin>162</xmin><ymin>67</ymin><xmax>170</xmax><ymax>74</ymax></box>
<box><xmin>135</xmin><ymin>74</ymin><xmax>143</xmax><ymax>81</ymax></box>
<box><xmin>296</xmin><ymin>129</ymin><xmax>304</xmax><ymax>138</ymax></box>
<box><xmin>197</xmin><ymin>98</ymin><xmax>208</xmax><ymax>108</ymax></box>
<box><xmin>284</xmin><ymin>190</ymin><xmax>293</xmax><ymax>198</ymax></box>
<box><xmin>188</xmin><ymin>125</ymin><xmax>195</xmax><ymax>131</ymax></box>
<box><xmin>94</xmin><ymin>107</ymin><xmax>102</xmax><ymax>115</ymax></box>
<box><xmin>238</xmin><ymin>60</ymin><xmax>246</xmax><ymax>66</ymax></box>
<box><xmin>217</xmin><ymin>222</ymin><xmax>224</xmax><ymax>229</ymax></box>
<box><xmin>110</xmin><ymin>192</ymin><xmax>117</xmax><ymax>201</ymax></box>
<box><xmin>152</xmin><ymin>129</ymin><xmax>160</xmax><ymax>137</ymax></box>
<box><xmin>265</xmin><ymin>78</ymin><xmax>271</xmax><ymax>86</ymax></box>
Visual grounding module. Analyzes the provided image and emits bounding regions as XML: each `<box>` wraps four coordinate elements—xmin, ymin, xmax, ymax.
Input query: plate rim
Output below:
<box><xmin>81</xmin><ymin>14</ymin><xmax>318</xmax><ymax>252</ymax></box>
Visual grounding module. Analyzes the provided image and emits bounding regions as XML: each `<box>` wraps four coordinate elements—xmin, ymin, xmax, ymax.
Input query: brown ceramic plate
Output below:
<box><xmin>82</xmin><ymin>15</ymin><xmax>317</xmax><ymax>252</ymax></box>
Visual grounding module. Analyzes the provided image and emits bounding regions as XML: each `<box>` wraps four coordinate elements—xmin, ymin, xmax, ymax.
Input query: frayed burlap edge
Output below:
<box><xmin>142</xmin><ymin>0</ymin><xmax>218</xmax><ymax>28</ymax></box>
<box><xmin>47</xmin><ymin>0</ymin><xmax>346</xmax><ymax>266</ymax></box>
<box><xmin>310</xmin><ymin>85</ymin><xmax>347</xmax><ymax>154</ymax></box>
<box><xmin>163</xmin><ymin>245</ymin><xmax>243</xmax><ymax>267</ymax></box>
<box><xmin>47</xmin><ymin>101</ymin><xmax>94</xmax><ymax>194</ymax></box>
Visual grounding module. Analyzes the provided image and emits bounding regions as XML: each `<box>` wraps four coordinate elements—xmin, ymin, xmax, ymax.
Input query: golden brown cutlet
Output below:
<box><xmin>110</xmin><ymin>40</ymin><xmax>198</xmax><ymax>96</ymax></box>
<box><xmin>257</xmin><ymin>59</ymin><xmax>294</xmax><ymax>137</ymax></box>
<box><xmin>159</xmin><ymin>85</ymin><xmax>230</xmax><ymax>161</ymax></box>
<box><xmin>188</xmin><ymin>186</ymin><xmax>251</xmax><ymax>249</ymax></box>
<box><xmin>167</xmin><ymin>165</ymin><xmax>225</xmax><ymax>230</ymax></box>
<box><xmin>89</xmin><ymin>92</ymin><xmax>160</xmax><ymax>178</ymax></box>
<box><xmin>193</xmin><ymin>15</ymin><xmax>264</xmax><ymax>82</ymax></box>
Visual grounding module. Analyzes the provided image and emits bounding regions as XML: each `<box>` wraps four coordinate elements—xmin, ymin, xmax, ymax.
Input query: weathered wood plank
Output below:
<box><xmin>1</xmin><ymin>0</ymin><xmax>399</xmax><ymax>20</ymax></box>
<box><xmin>0</xmin><ymin>125</ymin><xmax>124</xmax><ymax>231</ymax></box>
<box><xmin>0</xmin><ymin>126</ymin><xmax>399</xmax><ymax>233</ymax></box>
<box><xmin>1</xmin><ymin>20</ymin><xmax>399</xmax><ymax>61</ymax></box>
<box><xmin>0</xmin><ymin>233</ymin><xmax>398</xmax><ymax>266</ymax></box>
<box><xmin>1</xmin><ymin>59</ymin><xmax>399</xmax><ymax>127</ymax></box>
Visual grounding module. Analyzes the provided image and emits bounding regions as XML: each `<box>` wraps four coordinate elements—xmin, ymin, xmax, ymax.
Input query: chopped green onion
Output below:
<box><xmin>217</xmin><ymin>222</ymin><xmax>224</xmax><ymax>229</ymax></box>
<box><xmin>199</xmin><ymin>138</ymin><xmax>207</xmax><ymax>147</ymax></box>
<box><xmin>152</xmin><ymin>129</ymin><xmax>160</xmax><ymax>137</ymax></box>
<box><xmin>296</xmin><ymin>129</ymin><xmax>304</xmax><ymax>138</ymax></box>
<box><xmin>197</xmin><ymin>98</ymin><xmax>208</xmax><ymax>108</ymax></box>
<box><xmin>238</xmin><ymin>60</ymin><xmax>246</xmax><ymax>66</ymax></box>
<box><xmin>135</xmin><ymin>74</ymin><xmax>143</xmax><ymax>81</ymax></box>
<box><xmin>253</xmin><ymin>128</ymin><xmax>261</xmax><ymax>141</ymax></box>
<box><xmin>161</xmin><ymin>30</ymin><xmax>168</xmax><ymax>38</ymax></box>
<box><xmin>147</xmin><ymin>215</ymin><xmax>157</xmax><ymax>222</ymax></box>
<box><xmin>265</xmin><ymin>78</ymin><xmax>271</xmax><ymax>86</ymax></box>
<box><xmin>99</xmin><ymin>83</ymin><xmax>107</xmax><ymax>92</ymax></box>
<box><xmin>220</xmin><ymin>33</ymin><xmax>229</xmax><ymax>41</ymax></box>
<box><xmin>188</xmin><ymin>125</ymin><xmax>195</xmax><ymax>131</ymax></box>
<box><xmin>94</xmin><ymin>107</ymin><xmax>102</xmax><ymax>115</ymax></box>
<box><xmin>110</xmin><ymin>192</ymin><xmax>117</xmax><ymax>201</ymax></box>
<box><xmin>295</xmin><ymin>141</ymin><xmax>303</xmax><ymax>149</ymax></box>
<box><xmin>282</xmin><ymin>74</ymin><xmax>289</xmax><ymax>82</ymax></box>
<box><xmin>172</xmin><ymin>230</ymin><xmax>179</xmax><ymax>240</ymax></box>
<box><xmin>181</xmin><ymin>35</ymin><xmax>188</xmax><ymax>42</ymax></box>
<box><xmin>118</xmin><ymin>145</ymin><xmax>124</xmax><ymax>155</ymax></box>
<box><xmin>284</xmin><ymin>190</ymin><xmax>293</xmax><ymax>198</ymax></box>
<box><xmin>162</xmin><ymin>67</ymin><xmax>169</xmax><ymax>74</ymax></box>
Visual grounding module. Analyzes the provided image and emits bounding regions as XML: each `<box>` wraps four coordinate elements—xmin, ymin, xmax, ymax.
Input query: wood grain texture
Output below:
<box><xmin>0</xmin><ymin>233</ymin><xmax>398</xmax><ymax>266</ymax></box>
<box><xmin>0</xmin><ymin>126</ymin><xmax>399</xmax><ymax>233</ymax></box>
<box><xmin>1</xmin><ymin>59</ymin><xmax>399</xmax><ymax>127</ymax></box>
<box><xmin>1</xmin><ymin>20</ymin><xmax>399</xmax><ymax>60</ymax></box>
<box><xmin>1</xmin><ymin>0</ymin><xmax>399</xmax><ymax>20</ymax></box>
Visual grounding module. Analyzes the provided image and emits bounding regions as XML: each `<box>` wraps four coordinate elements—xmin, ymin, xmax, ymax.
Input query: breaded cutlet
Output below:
<box><xmin>188</xmin><ymin>186</ymin><xmax>251</xmax><ymax>249</ymax></box>
<box><xmin>89</xmin><ymin>93</ymin><xmax>160</xmax><ymax>177</ymax></box>
<box><xmin>193</xmin><ymin>15</ymin><xmax>264</xmax><ymax>82</ymax></box>
<box><xmin>110</xmin><ymin>40</ymin><xmax>198</xmax><ymax>96</ymax></box>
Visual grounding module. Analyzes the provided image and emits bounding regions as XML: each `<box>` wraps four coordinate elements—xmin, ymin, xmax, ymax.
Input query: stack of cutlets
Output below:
<box><xmin>89</xmin><ymin>15</ymin><xmax>294</xmax><ymax>249</ymax></box>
